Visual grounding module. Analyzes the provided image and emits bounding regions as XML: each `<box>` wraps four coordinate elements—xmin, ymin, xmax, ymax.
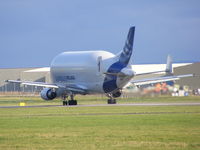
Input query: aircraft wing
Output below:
<box><xmin>135</xmin><ymin>55</ymin><xmax>173</xmax><ymax>76</ymax></box>
<box><xmin>132</xmin><ymin>74</ymin><xmax>194</xmax><ymax>86</ymax></box>
<box><xmin>5</xmin><ymin>80</ymin><xmax>59</xmax><ymax>88</ymax></box>
<box><xmin>65</xmin><ymin>84</ymin><xmax>88</xmax><ymax>94</ymax></box>
<box><xmin>135</xmin><ymin>70</ymin><xmax>166</xmax><ymax>76</ymax></box>
<box><xmin>5</xmin><ymin>80</ymin><xmax>88</xmax><ymax>94</ymax></box>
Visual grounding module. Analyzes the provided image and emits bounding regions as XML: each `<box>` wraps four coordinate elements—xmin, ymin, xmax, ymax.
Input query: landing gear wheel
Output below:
<box><xmin>74</xmin><ymin>100</ymin><xmax>77</xmax><ymax>105</ymax></box>
<box><xmin>68</xmin><ymin>100</ymin><xmax>77</xmax><ymax>105</ymax></box>
<box><xmin>107</xmin><ymin>99</ymin><xmax>116</xmax><ymax>104</ymax></box>
<box><xmin>63</xmin><ymin>101</ymin><xmax>68</xmax><ymax>106</ymax></box>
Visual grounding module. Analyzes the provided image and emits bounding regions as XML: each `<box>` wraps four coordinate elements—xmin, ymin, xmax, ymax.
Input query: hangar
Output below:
<box><xmin>0</xmin><ymin>63</ymin><xmax>199</xmax><ymax>94</ymax></box>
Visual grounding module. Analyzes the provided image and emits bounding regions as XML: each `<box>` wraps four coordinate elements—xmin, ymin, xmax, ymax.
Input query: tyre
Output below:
<box><xmin>74</xmin><ymin>100</ymin><xmax>77</xmax><ymax>105</ymax></box>
<box><xmin>68</xmin><ymin>100</ymin><xmax>72</xmax><ymax>105</ymax></box>
<box><xmin>63</xmin><ymin>101</ymin><xmax>67</xmax><ymax>106</ymax></box>
<box><xmin>107</xmin><ymin>99</ymin><xmax>116</xmax><ymax>104</ymax></box>
<box><xmin>112</xmin><ymin>99</ymin><xmax>116</xmax><ymax>104</ymax></box>
<box><xmin>68</xmin><ymin>100</ymin><xmax>77</xmax><ymax>105</ymax></box>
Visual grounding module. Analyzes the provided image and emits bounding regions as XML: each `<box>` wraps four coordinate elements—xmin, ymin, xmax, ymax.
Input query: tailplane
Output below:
<box><xmin>119</xmin><ymin>26</ymin><xmax>135</xmax><ymax>65</ymax></box>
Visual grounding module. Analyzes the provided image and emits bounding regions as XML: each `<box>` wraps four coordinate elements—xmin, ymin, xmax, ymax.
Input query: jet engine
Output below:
<box><xmin>40</xmin><ymin>88</ymin><xmax>57</xmax><ymax>100</ymax></box>
<box><xmin>112</xmin><ymin>90</ymin><xmax>122</xmax><ymax>98</ymax></box>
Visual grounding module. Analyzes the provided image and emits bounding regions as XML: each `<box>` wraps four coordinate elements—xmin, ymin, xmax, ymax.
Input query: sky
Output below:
<box><xmin>0</xmin><ymin>0</ymin><xmax>200</xmax><ymax>68</ymax></box>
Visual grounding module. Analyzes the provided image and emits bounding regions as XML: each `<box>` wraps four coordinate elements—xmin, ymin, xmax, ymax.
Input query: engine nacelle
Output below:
<box><xmin>112</xmin><ymin>90</ymin><xmax>122</xmax><ymax>98</ymax></box>
<box><xmin>40</xmin><ymin>88</ymin><xmax>57</xmax><ymax>100</ymax></box>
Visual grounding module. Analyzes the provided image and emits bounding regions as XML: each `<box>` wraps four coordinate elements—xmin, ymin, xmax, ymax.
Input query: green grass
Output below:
<box><xmin>0</xmin><ymin>96</ymin><xmax>200</xmax><ymax>150</ymax></box>
<box><xmin>0</xmin><ymin>95</ymin><xmax>200</xmax><ymax>106</ymax></box>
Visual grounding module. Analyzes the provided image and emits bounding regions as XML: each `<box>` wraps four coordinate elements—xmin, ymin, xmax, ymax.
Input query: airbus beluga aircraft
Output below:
<box><xmin>6</xmin><ymin>27</ymin><xmax>193</xmax><ymax>105</ymax></box>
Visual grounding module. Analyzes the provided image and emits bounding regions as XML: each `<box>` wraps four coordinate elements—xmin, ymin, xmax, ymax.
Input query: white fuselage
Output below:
<box><xmin>50</xmin><ymin>51</ymin><xmax>133</xmax><ymax>95</ymax></box>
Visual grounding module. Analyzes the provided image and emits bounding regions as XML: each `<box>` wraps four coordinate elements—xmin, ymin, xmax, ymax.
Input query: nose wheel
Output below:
<box><xmin>106</xmin><ymin>93</ymin><xmax>117</xmax><ymax>104</ymax></box>
<box><xmin>107</xmin><ymin>99</ymin><xmax>116</xmax><ymax>104</ymax></box>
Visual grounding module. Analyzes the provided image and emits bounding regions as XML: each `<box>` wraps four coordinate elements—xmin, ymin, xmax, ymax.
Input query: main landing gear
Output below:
<box><xmin>107</xmin><ymin>99</ymin><xmax>116</xmax><ymax>104</ymax></box>
<box><xmin>107</xmin><ymin>94</ymin><xmax>117</xmax><ymax>104</ymax></box>
<box><xmin>62</xmin><ymin>94</ymin><xmax>77</xmax><ymax>106</ymax></box>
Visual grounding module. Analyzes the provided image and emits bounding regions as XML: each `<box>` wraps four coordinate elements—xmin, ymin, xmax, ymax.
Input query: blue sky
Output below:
<box><xmin>0</xmin><ymin>0</ymin><xmax>200</xmax><ymax>68</ymax></box>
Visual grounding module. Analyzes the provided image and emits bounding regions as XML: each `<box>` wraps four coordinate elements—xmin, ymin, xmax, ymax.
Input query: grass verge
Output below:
<box><xmin>0</xmin><ymin>99</ymin><xmax>199</xmax><ymax>150</ymax></box>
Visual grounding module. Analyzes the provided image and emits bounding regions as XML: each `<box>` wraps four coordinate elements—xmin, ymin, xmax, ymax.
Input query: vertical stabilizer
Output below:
<box><xmin>119</xmin><ymin>26</ymin><xmax>135</xmax><ymax>65</ymax></box>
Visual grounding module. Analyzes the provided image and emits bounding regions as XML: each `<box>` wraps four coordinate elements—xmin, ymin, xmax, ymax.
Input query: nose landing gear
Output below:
<box><xmin>106</xmin><ymin>93</ymin><xmax>117</xmax><ymax>104</ymax></box>
<box><xmin>107</xmin><ymin>99</ymin><xmax>116</xmax><ymax>104</ymax></box>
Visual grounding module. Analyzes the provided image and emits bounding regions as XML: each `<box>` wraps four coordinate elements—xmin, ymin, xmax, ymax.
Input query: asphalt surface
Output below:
<box><xmin>1</xmin><ymin>102</ymin><xmax>200</xmax><ymax>108</ymax></box>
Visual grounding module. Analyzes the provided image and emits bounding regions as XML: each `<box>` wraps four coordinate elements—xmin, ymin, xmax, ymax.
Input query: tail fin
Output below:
<box><xmin>119</xmin><ymin>26</ymin><xmax>135</xmax><ymax>65</ymax></box>
<box><xmin>166</xmin><ymin>55</ymin><xmax>173</xmax><ymax>75</ymax></box>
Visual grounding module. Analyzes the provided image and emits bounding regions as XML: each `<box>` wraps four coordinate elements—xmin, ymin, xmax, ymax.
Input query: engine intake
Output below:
<box><xmin>40</xmin><ymin>88</ymin><xmax>57</xmax><ymax>100</ymax></box>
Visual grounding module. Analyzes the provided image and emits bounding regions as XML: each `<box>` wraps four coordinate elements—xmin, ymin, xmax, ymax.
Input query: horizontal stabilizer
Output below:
<box><xmin>104</xmin><ymin>68</ymin><xmax>135</xmax><ymax>77</ymax></box>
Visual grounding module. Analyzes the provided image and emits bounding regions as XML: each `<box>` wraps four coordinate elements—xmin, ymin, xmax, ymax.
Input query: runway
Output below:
<box><xmin>1</xmin><ymin>102</ymin><xmax>200</xmax><ymax>108</ymax></box>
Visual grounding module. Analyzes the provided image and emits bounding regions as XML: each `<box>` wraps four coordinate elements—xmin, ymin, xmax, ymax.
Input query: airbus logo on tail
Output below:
<box><xmin>119</xmin><ymin>26</ymin><xmax>135</xmax><ymax>65</ymax></box>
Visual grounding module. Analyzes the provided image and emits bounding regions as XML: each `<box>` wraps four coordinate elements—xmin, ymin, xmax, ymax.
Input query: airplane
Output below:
<box><xmin>6</xmin><ymin>26</ymin><xmax>194</xmax><ymax>105</ymax></box>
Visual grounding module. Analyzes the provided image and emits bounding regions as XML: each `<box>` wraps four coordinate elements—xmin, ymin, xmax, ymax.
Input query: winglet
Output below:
<box><xmin>166</xmin><ymin>55</ymin><xmax>173</xmax><ymax>75</ymax></box>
